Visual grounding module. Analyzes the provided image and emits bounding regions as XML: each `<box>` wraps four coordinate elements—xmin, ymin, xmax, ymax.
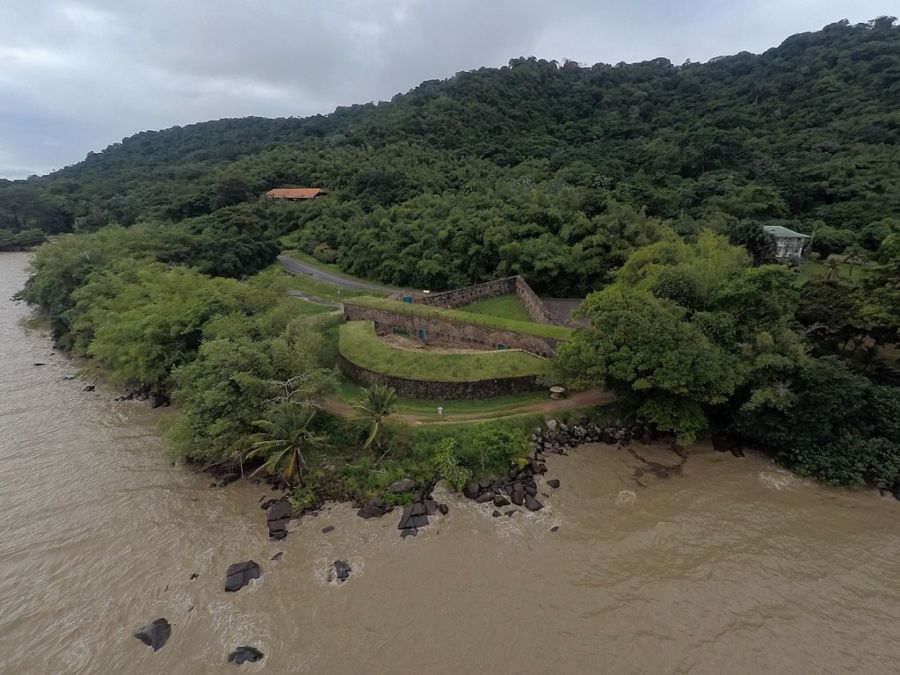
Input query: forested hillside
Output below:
<box><xmin>2</xmin><ymin>17</ymin><xmax>898</xmax><ymax>292</ymax></box>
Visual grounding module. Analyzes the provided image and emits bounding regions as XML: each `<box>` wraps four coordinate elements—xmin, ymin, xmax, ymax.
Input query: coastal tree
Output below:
<box><xmin>250</xmin><ymin>402</ymin><xmax>326</xmax><ymax>485</ymax></box>
<box><xmin>354</xmin><ymin>384</ymin><xmax>398</xmax><ymax>461</ymax></box>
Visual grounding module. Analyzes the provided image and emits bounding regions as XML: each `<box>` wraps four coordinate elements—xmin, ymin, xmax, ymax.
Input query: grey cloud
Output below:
<box><xmin>0</xmin><ymin>0</ymin><xmax>893</xmax><ymax>178</ymax></box>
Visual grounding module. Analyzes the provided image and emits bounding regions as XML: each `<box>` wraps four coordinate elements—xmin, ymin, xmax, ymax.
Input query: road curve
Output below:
<box><xmin>277</xmin><ymin>255</ymin><xmax>403</xmax><ymax>295</ymax></box>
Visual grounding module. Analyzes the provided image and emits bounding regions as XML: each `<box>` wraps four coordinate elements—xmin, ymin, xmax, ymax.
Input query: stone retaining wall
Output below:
<box><xmin>342</xmin><ymin>304</ymin><xmax>562</xmax><ymax>357</ymax></box>
<box><xmin>421</xmin><ymin>275</ymin><xmax>560</xmax><ymax>326</ymax></box>
<box><xmin>338</xmin><ymin>356</ymin><xmax>546</xmax><ymax>400</ymax></box>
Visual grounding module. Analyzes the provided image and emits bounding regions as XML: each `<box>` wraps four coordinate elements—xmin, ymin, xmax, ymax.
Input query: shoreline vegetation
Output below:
<box><xmin>6</xmin><ymin>19</ymin><xmax>899</xmax><ymax>511</ymax></box>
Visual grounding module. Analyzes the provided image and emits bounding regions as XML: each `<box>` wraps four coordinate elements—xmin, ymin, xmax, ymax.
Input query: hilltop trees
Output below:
<box><xmin>3</xmin><ymin>19</ymin><xmax>898</xmax><ymax>294</ymax></box>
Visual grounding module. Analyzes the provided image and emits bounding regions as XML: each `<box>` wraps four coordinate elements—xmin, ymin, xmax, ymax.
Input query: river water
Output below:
<box><xmin>2</xmin><ymin>251</ymin><xmax>899</xmax><ymax>674</ymax></box>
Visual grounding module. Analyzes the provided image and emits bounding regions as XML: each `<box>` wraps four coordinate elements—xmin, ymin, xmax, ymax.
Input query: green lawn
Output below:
<box><xmin>339</xmin><ymin>321</ymin><xmax>550</xmax><ymax>381</ymax></box>
<box><xmin>795</xmin><ymin>259</ymin><xmax>873</xmax><ymax>285</ymax></box>
<box><xmin>345</xmin><ymin>296</ymin><xmax>572</xmax><ymax>341</ymax></box>
<box><xmin>463</xmin><ymin>294</ymin><xmax>531</xmax><ymax>321</ymax></box>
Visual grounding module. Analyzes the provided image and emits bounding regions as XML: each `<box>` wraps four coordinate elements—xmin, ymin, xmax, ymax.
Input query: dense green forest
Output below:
<box><xmin>11</xmin><ymin>18</ymin><xmax>900</xmax><ymax>495</ymax></box>
<box><xmin>3</xmin><ymin>18</ymin><xmax>899</xmax><ymax>292</ymax></box>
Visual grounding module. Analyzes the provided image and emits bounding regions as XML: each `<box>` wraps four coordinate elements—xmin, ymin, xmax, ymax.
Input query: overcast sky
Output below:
<box><xmin>0</xmin><ymin>1</ymin><xmax>893</xmax><ymax>178</ymax></box>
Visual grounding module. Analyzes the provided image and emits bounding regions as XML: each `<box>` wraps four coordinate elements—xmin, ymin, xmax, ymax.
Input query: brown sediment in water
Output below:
<box><xmin>2</xmin><ymin>252</ymin><xmax>900</xmax><ymax>674</ymax></box>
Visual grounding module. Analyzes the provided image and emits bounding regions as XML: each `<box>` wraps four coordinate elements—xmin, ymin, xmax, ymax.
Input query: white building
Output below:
<box><xmin>763</xmin><ymin>225</ymin><xmax>811</xmax><ymax>259</ymax></box>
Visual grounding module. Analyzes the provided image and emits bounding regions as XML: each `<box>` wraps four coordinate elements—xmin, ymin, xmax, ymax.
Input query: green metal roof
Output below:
<box><xmin>763</xmin><ymin>225</ymin><xmax>810</xmax><ymax>238</ymax></box>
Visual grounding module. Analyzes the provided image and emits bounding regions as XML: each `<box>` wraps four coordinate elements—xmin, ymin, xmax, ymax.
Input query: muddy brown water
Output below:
<box><xmin>2</xmin><ymin>252</ymin><xmax>899</xmax><ymax>674</ymax></box>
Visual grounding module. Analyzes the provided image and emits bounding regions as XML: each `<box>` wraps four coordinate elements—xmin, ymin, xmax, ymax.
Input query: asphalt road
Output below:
<box><xmin>277</xmin><ymin>255</ymin><xmax>402</xmax><ymax>295</ymax></box>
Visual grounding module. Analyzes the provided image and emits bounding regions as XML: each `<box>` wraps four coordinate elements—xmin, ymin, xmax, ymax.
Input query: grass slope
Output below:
<box><xmin>462</xmin><ymin>294</ymin><xmax>531</xmax><ymax>321</ymax></box>
<box><xmin>339</xmin><ymin>321</ymin><xmax>550</xmax><ymax>381</ymax></box>
<box><xmin>345</xmin><ymin>296</ymin><xmax>572</xmax><ymax>341</ymax></box>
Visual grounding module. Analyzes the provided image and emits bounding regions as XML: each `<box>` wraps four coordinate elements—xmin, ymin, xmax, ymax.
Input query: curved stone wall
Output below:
<box><xmin>338</xmin><ymin>356</ymin><xmax>547</xmax><ymax>400</ymax></box>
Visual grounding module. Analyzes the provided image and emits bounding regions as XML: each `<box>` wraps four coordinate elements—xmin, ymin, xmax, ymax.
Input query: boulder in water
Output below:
<box><xmin>133</xmin><ymin>618</ymin><xmax>171</xmax><ymax>651</ymax></box>
<box><xmin>524</xmin><ymin>494</ymin><xmax>544</xmax><ymax>512</ymax></box>
<box><xmin>330</xmin><ymin>560</ymin><xmax>352</xmax><ymax>583</ymax></box>
<box><xmin>228</xmin><ymin>646</ymin><xmax>264</xmax><ymax>664</ymax></box>
<box><xmin>224</xmin><ymin>561</ymin><xmax>260</xmax><ymax>592</ymax></box>
<box><xmin>321</xmin><ymin>525</ymin><xmax>335</xmax><ymax>534</ymax></box>
<box><xmin>546</xmin><ymin>479</ymin><xmax>560</xmax><ymax>489</ymax></box>
<box><xmin>82</xmin><ymin>385</ymin><xmax>95</xmax><ymax>392</ymax></box>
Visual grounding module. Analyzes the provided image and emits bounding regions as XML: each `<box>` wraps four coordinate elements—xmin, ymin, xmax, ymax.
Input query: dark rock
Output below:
<box><xmin>189</xmin><ymin>573</ymin><xmax>199</xmax><ymax>580</ymax></box>
<box><xmin>33</xmin><ymin>362</ymin><xmax>46</xmax><ymax>366</ymax></box>
<box><xmin>524</xmin><ymin>494</ymin><xmax>544</xmax><ymax>512</ymax></box>
<box><xmin>266</xmin><ymin>501</ymin><xmax>291</xmax><ymax>522</ymax></box>
<box><xmin>437</xmin><ymin>503</ymin><xmax>449</xmax><ymax>515</ymax></box>
<box><xmin>357</xmin><ymin>496</ymin><xmax>387</xmax><ymax>519</ymax></box>
<box><xmin>266</xmin><ymin>501</ymin><xmax>292</xmax><ymax>539</ymax></box>
<box><xmin>401</xmin><ymin>528</ymin><xmax>418</xmax><ymax>539</ymax></box>
<box><xmin>524</xmin><ymin>485</ymin><xmax>537</xmax><ymax>497</ymax></box>
<box><xmin>492</xmin><ymin>495</ymin><xmax>510</xmax><ymax>507</ymax></box>
<box><xmin>228</xmin><ymin>646</ymin><xmax>264</xmax><ymax>665</ymax></box>
<box><xmin>259</xmin><ymin>498</ymin><xmax>277</xmax><ymax>510</ymax></box>
<box><xmin>321</xmin><ymin>525</ymin><xmax>335</xmax><ymax>534</ymax></box>
<box><xmin>224</xmin><ymin>561</ymin><xmax>260</xmax><ymax>592</ymax></box>
<box><xmin>511</xmin><ymin>489</ymin><xmax>524</xmax><ymax>506</ymax></box>
<box><xmin>398</xmin><ymin>504</ymin><xmax>429</xmax><ymax>530</ymax></box>
<box><xmin>215</xmin><ymin>473</ymin><xmax>239</xmax><ymax>488</ymax></box>
<box><xmin>492</xmin><ymin>510</ymin><xmax>501</xmax><ymax>517</ymax></box>
<box><xmin>550</xmin><ymin>525</ymin><xmax>560</xmax><ymax>532</ymax></box>
<box><xmin>478</xmin><ymin>478</ymin><xmax>493</xmax><ymax>490</ymax></box>
<box><xmin>270</xmin><ymin>552</ymin><xmax>283</xmax><ymax>561</ymax></box>
<box><xmin>463</xmin><ymin>482</ymin><xmax>480</xmax><ymax>499</ymax></box>
<box><xmin>149</xmin><ymin>393</ymin><xmax>170</xmax><ymax>409</ymax></box>
<box><xmin>505</xmin><ymin>510</ymin><xmax>517</xmax><ymax>517</ymax></box>
<box><xmin>424</xmin><ymin>499</ymin><xmax>437</xmax><ymax>516</ymax></box>
<box><xmin>134</xmin><ymin>618</ymin><xmax>171</xmax><ymax>651</ymax></box>
<box><xmin>389</xmin><ymin>478</ymin><xmax>416</xmax><ymax>494</ymax></box>
<box><xmin>547</xmin><ymin>479</ymin><xmax>561</xmax><ymax>489</ymax></box>
<box><xmin>330</xmin><ymin>560</ymin><xmax>352</xmax><ymax>583</ymax></box>
<box><xmin>82</xmin><ymin>385</ymin><xmax>95</xmax><ymax>392</ymax></box>
<box><xmin>731</xmin><ymin>447</ymin><xmax>746</xmax><ymax>458</ymax></box>
<box><xmin>475</xmin><ymin>492</ymin><xmax>495</xmax><ymax>504</ymax></box>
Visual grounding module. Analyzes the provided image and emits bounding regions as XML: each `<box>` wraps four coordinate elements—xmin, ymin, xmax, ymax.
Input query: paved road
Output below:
<box><xmin>277</xmin><ymin>255</ymin><xmax>402</xmax><ymax>295</ymax></box>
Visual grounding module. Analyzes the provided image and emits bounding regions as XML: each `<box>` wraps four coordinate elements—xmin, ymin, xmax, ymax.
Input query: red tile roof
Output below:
<box><xmin>266</xmin><ymin>188</ymin><xmax>324</xmax><ymax>199</ymax></box>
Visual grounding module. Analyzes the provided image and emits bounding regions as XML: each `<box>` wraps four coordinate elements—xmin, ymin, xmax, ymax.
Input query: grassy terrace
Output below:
<box><xmin>463</xmin><ymin>294</ymin><xmax>531</xmax><ymax>321</ymax></box>
<box><xmin>345</xmin><ymin>296</ymin><xmax>573</xmax><ymax>341</ymax></box>
<box><xmin>339</xmin><ymin>321</ymin><xmax>551</xmax><ymax>381</ymax></box>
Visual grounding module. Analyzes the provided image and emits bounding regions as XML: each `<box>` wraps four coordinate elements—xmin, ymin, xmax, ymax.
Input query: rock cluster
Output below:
<box><xmin>463</xmin><ymin>462</ymin><xmax>547</xmax><ymax>513</ymax></box>
<box><xmin>531</xmin><ymin>418</ymin><xmax>651</xmax><ymax>455</ymax></box>
<box><xmin>113</xmin><ymin>386</ymin><xmax>170</xmax><ymax>408</ymax></box>
<box><xmin>396</xmin><ymin>489</ymin><xmax>448</xmax><ymax>536</ymax></box>
<box><xmin>462</xmin><ymin>418</ymin><xmax>649</xmax><ymax>511</ymax></box>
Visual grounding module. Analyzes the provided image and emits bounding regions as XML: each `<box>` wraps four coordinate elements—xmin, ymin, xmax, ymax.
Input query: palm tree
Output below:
<box><xmin>354</xmin><ymin>384</ymin><xmax>398</xmax><ymax>461</ymax></box>
<box><xmin>824</xmin><ymin>255</ymin><xmax>842</xmax><ymax>280</ymax></box>
<box><xmin>844</xmin><ymin>247</ymin><xmax>867</xmax><ymax>280</ymax></box>
<box><xmin>249</xmin><ymin>402</ymin><xmax>324</xmax><ymax>486</ymax></box>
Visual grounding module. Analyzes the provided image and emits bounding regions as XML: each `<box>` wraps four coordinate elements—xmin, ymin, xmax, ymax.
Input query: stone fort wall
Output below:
<box><xmin>342</xmin><ymin>303</ymin><xmax>562</xmax><ymax>358</ymax></box>
<box><xmin>337</xmin><ymin>356</ymin><xmax>546</xmax><ymax>400</ymax></box>
<box><xmin>420</xmin><ymin>275</ymin><xmax>559</xmax><ymax>326</ymax></box>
